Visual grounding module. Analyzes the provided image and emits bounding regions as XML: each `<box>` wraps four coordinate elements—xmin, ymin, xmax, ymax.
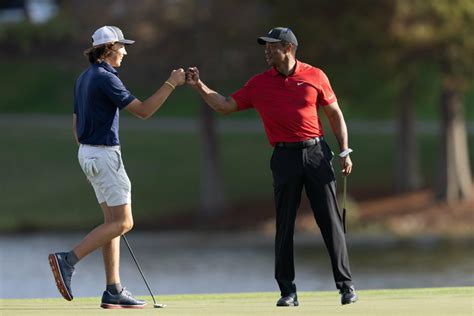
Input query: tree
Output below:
<box><xmin>391</xmin><ymin>0</ymin><xmax>474</xmax><ymax>202</ymax></box>
<box><xmin>187</xmin><ymin>0</ymin><xmax>269</xmax><ymax>216</ymax></box>
<box><xmin>394</xmin><ymin>69</ymin><xmax>423</xmax><ymax>192</ymax></box>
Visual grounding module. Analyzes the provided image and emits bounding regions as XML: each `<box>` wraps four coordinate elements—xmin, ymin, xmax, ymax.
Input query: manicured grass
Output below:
<box><xmin>0</xmin><ymin>60</ymin><xmax>76</xmax><ymax>113</ymax></box>
<box><xmin>1</xmin><ymin>59</ymin><xmax>473</xmax><ymax>120</ymax></box>
<box><xmin>0</xmin><ymin>287</ymin><xmax>472</xmax><ymax>315</ymax></box>
<box><xmin>0</xmin><ymin>59</ymin><xmax>259</xmax><ymax>119</ymax></box>
<box><xmin>0</xmin><ymin>119</ymin><xmax>473</xmax><ymax>232</ymax></box>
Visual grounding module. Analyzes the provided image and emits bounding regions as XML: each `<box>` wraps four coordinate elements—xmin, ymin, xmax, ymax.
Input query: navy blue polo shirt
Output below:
<box><xmin>74</xmin><ymin>62</ymin><xmax>136</xmax><ymax>146</ymax></box>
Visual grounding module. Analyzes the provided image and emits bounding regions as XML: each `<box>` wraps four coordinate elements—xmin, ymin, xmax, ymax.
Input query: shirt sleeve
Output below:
<box><xmin>316</xmin><ymin>69</ymin><xmax>337</xmax><ymax>106</ymax></box>
<box><xmin>230</xmin><ymin>78</ymin><xmax>255</xmax><ymax>111</ymax></box>
<box><xmin>101</xmin><ymin>74</ymin><xmax>136</xmax><ymax>110</ymax></box>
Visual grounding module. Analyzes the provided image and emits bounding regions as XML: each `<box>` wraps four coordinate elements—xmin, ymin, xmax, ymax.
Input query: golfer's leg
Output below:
<box><xmin>100</xmin><ymin>203</ymin><xmax>121</xmax><ymax>286</ymax></box>
<box><xmin>272</xmin><ymin>148</ymin><xmax>304</xmax><ymax>296</ymax></box>
<box><xmin>72</xmin><ymin>203</ymin><xmax>133</xmax><ymax>260</ymax></box>
<box><xmin>304</xmin><ymin>146</ymin><xmax>352</xmax><ymax>290</ymax></box>
<box><xmin>307</xmin><ymin>180</ymin><xmax>352</xmax><ymax>289</ymax></box>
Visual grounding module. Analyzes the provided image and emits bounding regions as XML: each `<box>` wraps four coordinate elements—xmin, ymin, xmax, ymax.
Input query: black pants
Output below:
<box><xmin>271</xmin><ymin>140</ymin><xmax>353</xmax><ymax>296</ymax></box>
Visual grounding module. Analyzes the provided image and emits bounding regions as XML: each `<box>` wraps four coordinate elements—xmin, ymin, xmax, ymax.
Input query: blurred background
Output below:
<box><xmin>0</xmin><ymin>0</ymin><xmax>472</xmax><ymax>299</ymax></box>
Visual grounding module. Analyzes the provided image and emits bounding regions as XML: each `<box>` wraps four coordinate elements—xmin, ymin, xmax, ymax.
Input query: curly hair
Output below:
<box><xmin>83</xmin><ymin>43</ymin><xmax>122</xmax><ymax>64</ymax></box>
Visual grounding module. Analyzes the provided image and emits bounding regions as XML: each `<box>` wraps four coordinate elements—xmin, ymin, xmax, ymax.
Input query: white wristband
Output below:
<box><xmin>339</xmin><ymin>148</ymin><xmax>353</xmax><ymax>158</ymax></box>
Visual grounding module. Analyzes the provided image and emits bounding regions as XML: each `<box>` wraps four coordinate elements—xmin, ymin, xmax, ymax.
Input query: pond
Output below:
<box><xmin>0</xmin><ymin>232</ymin><xmax>472</xmax><ymax>299</ymax></box>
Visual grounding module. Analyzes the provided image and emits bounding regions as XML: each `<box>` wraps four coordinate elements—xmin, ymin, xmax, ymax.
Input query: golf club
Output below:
<box><xmin>342</xmin><ymin>175</ymin><xmax>347</xmax><ymax>234</ymax></box>
<box><xmin>121</xmin><ymin>234</ymin><xmax>166</xmax><ymax>308</ymax></box>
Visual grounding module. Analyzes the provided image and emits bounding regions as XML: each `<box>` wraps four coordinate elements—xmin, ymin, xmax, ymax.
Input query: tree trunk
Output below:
<box><xmin>435</xmin><ymin>86</ymin><xmax>473</xmax><ymax>202</ymax></box>
<box><xmin>199</xmin><ymin>101</ymin><xmax>227</xmax><ymax>216</ymax></box>
<box><xmin>395</xmin><ymin>80</ymin><xmax>422</xmax><ymax>192</ymax></box>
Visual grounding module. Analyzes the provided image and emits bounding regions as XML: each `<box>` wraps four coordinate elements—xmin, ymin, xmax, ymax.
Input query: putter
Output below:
<box><xmin>121</xmin><ymin>235</ymin><xmax>166</xmax><ymax>308</ymax></box>
<box><xmin>342</xmin><ymin>176</ymin><xmax>347</xmax><ymax>234</ymax></box>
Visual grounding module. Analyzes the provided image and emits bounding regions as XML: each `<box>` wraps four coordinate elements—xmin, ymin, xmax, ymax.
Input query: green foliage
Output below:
<box><xmin>0</xmin><ymin>15</ymin><xmax>75</xmax><ymax>53</ymax></box>
<box><xmin>391</xmin><ymin>0</ymin><xmax>474</xmax><ymax>89</ymax></box>
<box><xmin>270</xmin><ymin>0</ymin><xmax>473</xmax><ymax>117</ymax></box>
<box><xmin>1</xmin><ymin>0</ymin><xmax>473</xmax><ymax>120</ymax></box>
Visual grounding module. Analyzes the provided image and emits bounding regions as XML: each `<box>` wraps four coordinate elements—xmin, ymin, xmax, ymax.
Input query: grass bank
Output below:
<box><xmin>1</xmin><ymin>117</ymin><xmax>473</xmax><ymax>232</ymax></box>
<box><xmin>1</xmin><ymin>59</ymin><xmax>474</xmax><ymax>120</ymax></box>
<box><xmin>0</xmin><ymin>287</ymin><xmax>472</xmax><ymax>315</ymax></box>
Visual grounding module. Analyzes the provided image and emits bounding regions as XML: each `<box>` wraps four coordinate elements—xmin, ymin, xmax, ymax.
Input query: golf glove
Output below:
<box><xmin>83</xmin><ymin>158</ymin><xmax>99</xmax><ymax>177</ymax></box>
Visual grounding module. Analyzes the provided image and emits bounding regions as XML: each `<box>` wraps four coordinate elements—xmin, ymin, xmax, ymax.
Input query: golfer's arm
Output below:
<box><xmin>323</xmin><ymin>101</ymin><xmax>349</xmax><ymax>152</ymax></box>
<box><xmin>72</xmin><ymin>113</ymin><xmax>79</xmax><ymax>145</ymax></box>
<box><xmin>192</xmin><ymin>80</ymin><xmax>238</xmax><ymax>115</ymax></box>
<box><xmin>125</xmin><ymin>83</ymin><xmax>176</xmax><ymax>120</ymax></box>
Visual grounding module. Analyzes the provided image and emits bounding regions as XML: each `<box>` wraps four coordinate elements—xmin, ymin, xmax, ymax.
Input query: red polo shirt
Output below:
<box><xmin>231</xmin><ymin>60</ymin><xmax>337</xmax><ymax>146</ymax></box>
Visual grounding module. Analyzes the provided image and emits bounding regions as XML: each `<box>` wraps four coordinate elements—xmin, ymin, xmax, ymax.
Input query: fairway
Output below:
<box><xmin>0</xmin><ymin>287</ymin><xmax>472</xmax><ymax>315</ymax></box>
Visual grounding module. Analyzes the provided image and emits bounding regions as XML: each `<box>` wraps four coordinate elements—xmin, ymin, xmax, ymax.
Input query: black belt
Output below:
<box><xmin>276</xmin><ymin>137</ymin><xmax>322</xmax><ymax>149</ymax></box>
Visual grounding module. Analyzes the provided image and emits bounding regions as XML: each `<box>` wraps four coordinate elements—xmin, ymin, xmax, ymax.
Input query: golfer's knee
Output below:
<box><xmin>109</xmin><ymin>204</ymin><xmax>134</xmax><ymax>234</ymax></box>
<box><xmin>112</xmin><ymin>218</ymin><xmax>133</xmax><ymax>235</ymax></box>
<box><xmin>120</xmin><ymin>219</ymin><xmax>134</xmax><ymax>234</ymax></box>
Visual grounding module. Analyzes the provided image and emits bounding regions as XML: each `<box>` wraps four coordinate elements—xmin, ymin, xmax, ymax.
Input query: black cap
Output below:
<box><xmin>257</xmin><ymin>27</ymin><xmax>298</xmax><ymax>46</ymax></box>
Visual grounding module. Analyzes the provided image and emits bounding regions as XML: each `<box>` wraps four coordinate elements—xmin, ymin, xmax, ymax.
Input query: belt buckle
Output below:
<box><xmin>302</xmin><ymin>138</ymin><xmax>317</xmax><ymax>148</ymax></box>
<box><xmin>306</xmin><ymin>139</ymin><xmax>315</xmax><ymax>147</ymax></box>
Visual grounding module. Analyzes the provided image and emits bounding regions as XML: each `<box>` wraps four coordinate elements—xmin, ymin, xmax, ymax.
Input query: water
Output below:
<box><xmin>0</xmin><ymin>232</ymin><xmax>472</xmax><ymax>299</ymax></box>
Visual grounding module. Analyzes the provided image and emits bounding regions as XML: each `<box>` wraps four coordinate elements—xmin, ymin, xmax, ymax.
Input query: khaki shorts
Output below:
<box><xmin>78</xmin><ymin>144</ymin><xmax>131</xmax><ymax>207</ymax></box>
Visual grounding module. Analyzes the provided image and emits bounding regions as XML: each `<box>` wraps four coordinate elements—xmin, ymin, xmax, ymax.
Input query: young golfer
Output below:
<box><xmin>48</xmin><ymin>26</ymin><xmax>185</xmax><ymax>309</ymax></box>
<box><xmin>186</xmin><ymin>27</ymin><xmax>357</xmax><ymax>306</ymax></box>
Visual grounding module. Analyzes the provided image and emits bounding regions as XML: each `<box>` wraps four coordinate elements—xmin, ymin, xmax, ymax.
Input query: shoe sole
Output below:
<box><xmin>342</xmin><ymin>297</ymin><xmax>358</xmax><ymax>305</ymax></box>
<box><xmin>48</xmin><ymin>254</ymin><xmax>73</xmax><ymax>301</ymax></box>
<box><xmin>276</xmin><ymin>302</ymin><xmax>299</xmax><ymax>307</ymax></box>
<box><xmin>101</xmin><ymin>303</ymin><xmax>147</xmax><ymax>309</ymax></box>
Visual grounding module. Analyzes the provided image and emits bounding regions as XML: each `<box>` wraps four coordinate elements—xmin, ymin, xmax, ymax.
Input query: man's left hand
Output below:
<box><xmin>340</xmin><ymin>156</ymin><xmax>352</xmax><ymax>176</ymax></box>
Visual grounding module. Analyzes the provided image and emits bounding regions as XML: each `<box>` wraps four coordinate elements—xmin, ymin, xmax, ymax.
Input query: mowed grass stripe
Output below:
<box><xmin>0</xmin><ymin>287</ymin><xmax>472</xmax><ymax>316</ymax></box>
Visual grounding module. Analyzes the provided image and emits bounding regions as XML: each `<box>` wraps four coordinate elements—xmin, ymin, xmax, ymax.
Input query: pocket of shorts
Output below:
<box><xmin>115</xmin><ymin>151</ymin><xmax>122</xmax><ymax>171</ymax></box>
<box><xmin>106</xmin><ymin>150</ymin><xmax>121</xmax><ymax>172</ymax></box>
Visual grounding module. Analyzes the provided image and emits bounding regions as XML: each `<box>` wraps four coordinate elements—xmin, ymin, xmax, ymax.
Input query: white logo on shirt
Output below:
<box><xmin>297</xmin><ymin>82</ymin><xmax>305</xmax><ymax>86</ymax></box>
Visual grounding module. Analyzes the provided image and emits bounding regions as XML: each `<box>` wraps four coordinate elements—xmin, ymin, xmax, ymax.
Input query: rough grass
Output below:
<box><xmin>0</xmin><ymin>287</ymin><xmax>472</xmax><ymax>315</ymax></box>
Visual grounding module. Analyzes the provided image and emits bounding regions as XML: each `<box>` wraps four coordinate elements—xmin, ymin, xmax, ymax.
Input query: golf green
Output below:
<box><xmin>1</xmin><ymin>287</ymin><xmax>472</xmax><ymax>315</ymax></box>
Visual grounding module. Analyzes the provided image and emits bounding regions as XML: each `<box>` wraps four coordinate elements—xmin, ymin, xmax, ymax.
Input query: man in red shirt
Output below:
<box><xmin>186</xmin><ymin>27</ymin><xmax>357</xmax><ymax>306</ymax></box>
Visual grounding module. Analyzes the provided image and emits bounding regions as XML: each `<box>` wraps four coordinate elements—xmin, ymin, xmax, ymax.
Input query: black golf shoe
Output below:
<box><xmin>276</xmin><ymin>293</ymin><xmax>299</xmax><ymax>307</ymax></box>
<box><xmin>101</xmin><ymin>288</ymin><xmax>146</xmax><ymax>309</ymax></box>
<box><xmin>340</xmin><ymin>285</ymin><xmax>358</xmax><ymax>305</ymax></box>
<box><xmin>48</xmin><ymin>252</ymin><xmax>75</xmax><ymax>301</ymax></box>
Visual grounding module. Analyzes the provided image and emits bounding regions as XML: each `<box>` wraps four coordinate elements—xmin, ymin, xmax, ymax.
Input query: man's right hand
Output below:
<box><xmin>183</xmin><ymin>66</ymin><xmax>238</xmax><ymax>114</ymax></box>
<box><xmin>168</xmin><ymin>68</ymin><xmax>186</xmax><ymax>87</ymax></box>
<box><xmin>186</xmin><ymin>67</ymin><xmax>200</xmax><ymax>86</ymax></box>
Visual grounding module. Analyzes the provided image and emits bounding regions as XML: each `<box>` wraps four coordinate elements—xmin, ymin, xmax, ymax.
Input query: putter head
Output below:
<box><xmin>154</xmin><ymin>303</ymin><xmax>166</xmax><ymax>308</ymax></box>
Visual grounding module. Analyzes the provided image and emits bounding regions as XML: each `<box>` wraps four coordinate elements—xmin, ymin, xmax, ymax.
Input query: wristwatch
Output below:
<box><xmin>339</xmin><ymin>148</ymin><xmax>353</xmax><ymax>158</ymax></box>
